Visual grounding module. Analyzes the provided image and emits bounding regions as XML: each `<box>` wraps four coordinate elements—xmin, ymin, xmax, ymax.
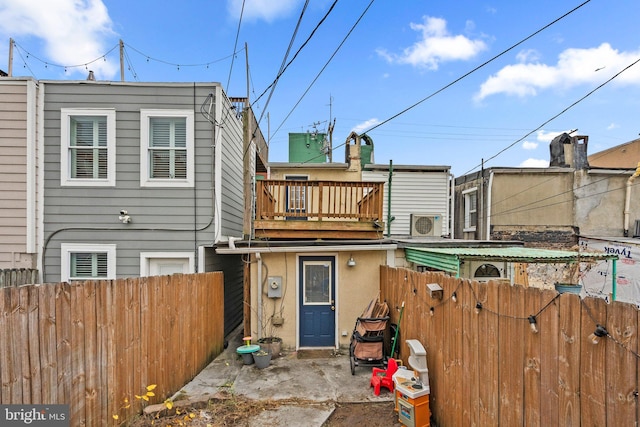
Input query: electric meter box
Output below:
<box><xmin>267</xmin><ymin>276</ymin><xmax>283</xmax><ymax>298</ymax></box>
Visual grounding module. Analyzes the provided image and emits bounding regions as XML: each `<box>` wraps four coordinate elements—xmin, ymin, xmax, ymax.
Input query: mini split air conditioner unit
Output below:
<box><xmin>410</xmin><ymin>214</ymin><xmax>442</xmax><ymax>237</ymax></box>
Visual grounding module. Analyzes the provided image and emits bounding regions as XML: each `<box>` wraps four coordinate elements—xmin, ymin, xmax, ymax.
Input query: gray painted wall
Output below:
<box><xmin>41</xmin><ymin>81</ymin><xmax>244</xmax><ymax>282</ymax></box>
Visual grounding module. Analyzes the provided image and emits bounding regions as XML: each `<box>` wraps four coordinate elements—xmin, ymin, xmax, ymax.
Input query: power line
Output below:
<box><xmin>227</xmin><ymin>0</ymin><xmax>246</xmax><ymax>93</ymax></box>
<box><xmin>271</xmin><ymin>0</ymin><xmax>375</xmax><ymax>142</ymax></box>
<box><xmin>463</xmin><ymin>56</ymin><xmax>640</xmax><ymax>174</ymax></box>
<box><xmin>360</xmin><ymin>0</ymin><xmax>593</xmax><ymax>136</ymax></box>
<box><xmin>481</xmin><ymin>171</ymin><xmax>640</xmax><ymax>222</ymax></box>
<box><xmin>255</xmin><ymin>0</ymin><xmax>310</xmax><ymax>130</ymax></box>
<box><xmin>250</xmin><ymin>0</ymin><xmax>340</xmax><ymax>109</ymax></box>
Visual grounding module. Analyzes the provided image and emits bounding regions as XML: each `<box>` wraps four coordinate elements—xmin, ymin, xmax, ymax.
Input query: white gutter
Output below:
<box><xmin>216</xmin><ymin>243</ymin><xmax>398</xmax><ymax>255</ymax></box>
<box><xmin>486</xmin><ymin>170</ymin><xmax>494</xmax><ymax>240</ymax></box>
<box><xmin>623</xmin><ymin>163</ymin><xmax>640</xmax><ymax>237</ymax></box>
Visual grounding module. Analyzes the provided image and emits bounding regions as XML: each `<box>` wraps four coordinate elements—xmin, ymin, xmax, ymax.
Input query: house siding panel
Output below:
<box><xmin>362</xmin><ymin>170</ymin><xmax>450</xmax><ymax>236</ymax></box>
<box><xmin>41</xmin><ymin>82</ymin><xmax>244</xmax><ymax>282</ymax></box>
<box><xmin>0</xmin><ymin>80</ymin><xmax>36</xmax><ymax>268</ymax></box>
<box><xmin>219</xmin><ymin>92</ymin><xmax>244</xmax><ymax>238</ymax></box>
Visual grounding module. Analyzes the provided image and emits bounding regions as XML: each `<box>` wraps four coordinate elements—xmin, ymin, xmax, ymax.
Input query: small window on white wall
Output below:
<box><xmin>60</xmin><ymin>109</ymin><xmax>116</xmax><ymax>186</ymax></box>
<box><xmin>140</xmin><ymin>109</ymin><xmax>194</xmax><ymax>187</ymax></box>
<box><xmin>61</xmin><ymin>243</ymin><xmax>116</xmax><ymax>281</ymax></box>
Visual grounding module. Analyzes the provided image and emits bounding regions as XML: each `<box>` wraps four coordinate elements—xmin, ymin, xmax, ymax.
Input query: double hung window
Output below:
<box><xmin>61</xmin><ymin>243</ymin><xmax>116</xmax><ymax>281</ymax></box>
<box><xmin>61</xmin><ymin>109</ymin><xmax>116</xmax><ymax>186</ymax></box>
<box><xmin>140</xmin><ymin>110</ymin><xmax>194</xmax><ymax>187</ymax></box>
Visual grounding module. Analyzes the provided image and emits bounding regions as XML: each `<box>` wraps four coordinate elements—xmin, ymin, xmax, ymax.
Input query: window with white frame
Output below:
<box><xmin>140</xmin><ymin>109</ymin><xmax>194</xmax><ymax>187</ymax></box>
<box><xmin>60</xmin><ymin>109</ymin><xmax>116</xmax><ymax>186</ymax></box>
<box><xmin>60</xmin><ymin>243</ymin><xmax>116</xmax><ymax>281</ymax></box>
<box><xmin>463</xmin><ymin>188</ymin><xmax>478</xmax><ymax>231</ymax></box>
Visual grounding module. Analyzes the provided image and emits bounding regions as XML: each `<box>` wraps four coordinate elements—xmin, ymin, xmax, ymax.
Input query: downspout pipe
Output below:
<box><xmin>256</xmin><ymin>252</ymin><xmax>263</xmax><ymax>340</ymax></box>
<box><xmin>623</xmin><ymin>163</ymin><xmax>640</xmax><ymax>237</ymax></box>
<box><xmin>386</xmin><ymin>160</ymin><xmax>393</xmax><ymax>237</ymax></box>
<box><xmin>449</xmin><ymin>172</ymin><xmax>455</xmax><ymax>239</ymax></box>
<box><xmin>486</xmin><ymin>170</ymin><xmax>494</xmax><ymax>240</ymax></box>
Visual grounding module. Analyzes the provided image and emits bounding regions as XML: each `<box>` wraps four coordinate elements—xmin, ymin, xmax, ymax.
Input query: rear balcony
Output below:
<box><xmin>254</xmin><ymin>180</ymin><xmax>385</xmax><ymax>239</ymax></box>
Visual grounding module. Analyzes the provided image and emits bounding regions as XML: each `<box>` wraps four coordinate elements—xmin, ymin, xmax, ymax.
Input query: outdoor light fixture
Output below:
<box><xmin>589</xmin><ymin>324</ymin><xmax>608</xmax><ymax>344</ymax></box>
<box><xmin>430</xmin><ymin>307</ymin><xmax>434</xmax><ymax>316</ymax></box>
<box><xmin>451</xmin><ymin>291</ymin><xmax>457</xmax><ymax>303</ymax></box>
<box><xmin>475</xmin><ymin>302</ymin><xmax>483</xmax><ymax>314</ymax></box>
<box><xmin>528</xmin><ymin>315</ymin><xmax>538</xmax><ymax>333</ymax></box>
<box><xmin>347</xmin><ymin>256</ymin><xmax>356</xmax><ymax>267</ymax></box>
<box><xmin>119</xmin><ymin>209</ymin><xmax>131</xmax><ymax>224</ymax></box>
<box><xmin>427</xmin><ymin>283</ymin><xmax>443</xmax><ymax>300</ymax></box>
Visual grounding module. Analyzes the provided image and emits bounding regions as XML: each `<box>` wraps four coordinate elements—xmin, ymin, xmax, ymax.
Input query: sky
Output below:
<box><xmin>0</xmin><ymin>0</ymin><xmax>639</xmax><ymax>176</ymax></box>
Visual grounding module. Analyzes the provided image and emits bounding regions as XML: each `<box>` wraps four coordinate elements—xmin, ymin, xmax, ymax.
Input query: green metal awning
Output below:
<box><xmin>404</xmin><ymin>246</ymin><xmax>618</xmax><ymax>276</ymax></box>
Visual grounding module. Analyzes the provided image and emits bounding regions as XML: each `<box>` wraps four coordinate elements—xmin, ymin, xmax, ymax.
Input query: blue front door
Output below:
<box><xmin>299</xmin><ymin>256</ymin><xmax>335</xmax><ymax>347</ymax></box>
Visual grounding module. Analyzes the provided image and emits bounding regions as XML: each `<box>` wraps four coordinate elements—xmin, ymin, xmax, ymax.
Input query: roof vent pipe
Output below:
<box><xmin>86</xmin><ymin>70</ymin><xmax>95</xmax><ymax>81</ymax></box>
<box><xmin>623</xmin><ymin>162</ymin><xmax>640</xmax><ymax>237</ymax></box>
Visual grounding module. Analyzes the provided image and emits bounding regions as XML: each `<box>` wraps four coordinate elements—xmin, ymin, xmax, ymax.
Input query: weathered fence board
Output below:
<box><xmin>581</xmin><ymin>296</ymin><xmax>607</xmax><ymax>425</ymax></box>
<box><xmin>0</xmin><ymin>272</ymin><xmax>225</xmax><ymax>426</ymax></box>
<box><xmin>523</xmin><ymin>286</ymin><xmax>542</xmax><ymax>427</ymax></box>
<box><xmin>606</xmin><ymin>300</ymin><xmax>637</xmax><ymax>426</ymax></box>
<box><xmin>380</xmin><ymin>266</ymin><xmax>640</xmax><ymax>427</ymax></box>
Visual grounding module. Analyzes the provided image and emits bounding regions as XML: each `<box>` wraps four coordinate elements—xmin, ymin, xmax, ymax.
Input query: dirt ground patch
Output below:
<box><xmin>323</xmin><ymin>401</ymin><xmax>403</xmax><ymax>426</ymax></box>
<box><xmin>126</xmin><ymin>393</ymin><xmax>403</xmax><ymax>426</ymax></box>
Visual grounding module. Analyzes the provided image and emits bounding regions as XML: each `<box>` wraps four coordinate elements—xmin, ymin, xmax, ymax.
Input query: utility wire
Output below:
<box><xmin>250</xmin><ymin>0</ymin><xmax>339</xmax><ymax>109</ymax></box>
<box><xmin>361</xmin><ymin>0</ymin><xmax>593</xmax><ymax>136</ymax></box>
<box><xmin>255</xmin><ymin>0</ymin><xmax>310</xmax><ymax>130</ymax></box>
<box><xmin>463</xmin><ymin>56</ymin><xmax>640</xmax><ymax>174</ymax></box>
<box><xmin>271</xmin><ymin>0</ymin><xmax>375</xmax><ymax>141</ymax></box>
<box><xmin>227</xmin><ymin>0</ymin><xmax>246</xmax><ymax>94</ymax></box>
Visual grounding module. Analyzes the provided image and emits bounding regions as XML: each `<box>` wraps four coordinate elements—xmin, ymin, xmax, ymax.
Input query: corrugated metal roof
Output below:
<box><xmin>406</xmin><ymin>246</ymin><xmax>617</xmax><ymax>263</ymax></box>
<box><xmin>404</xmin><ymin>246</ymin><xmax>617</xmax><ymax>275</ymax></box>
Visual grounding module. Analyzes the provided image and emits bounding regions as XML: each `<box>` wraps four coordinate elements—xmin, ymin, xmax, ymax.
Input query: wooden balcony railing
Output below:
<box><xmin>254</xmin><ymin>180</ymin><xmax>385</xmax><ymax>239</ymax></box>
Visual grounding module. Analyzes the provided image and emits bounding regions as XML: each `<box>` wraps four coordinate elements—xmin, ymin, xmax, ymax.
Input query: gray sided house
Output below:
<box><xmin>41</xmin><ymin>81</ymin><xmax>246</xmax><ymax>333</ymax></box>
<box><xmin>0</xmin><ymin>77</ymin><xmax>39</xmax><ymax>272</ymax></box>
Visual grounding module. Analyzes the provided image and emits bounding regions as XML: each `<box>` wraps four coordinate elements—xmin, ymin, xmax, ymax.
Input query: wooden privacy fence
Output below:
<box><xmin>0</xmin><ymin>268</ymin><xmax>39</xmax><ymax>287</ymax></box>
<box><xmin>0</xmin><ymin>272</ymin><xmax>225</xmax><ymax>426</ymax></box>
<box><xmin>380</xmin><ymin>265</ymin><xmax>638</xmax><ymax>426</ymax></box>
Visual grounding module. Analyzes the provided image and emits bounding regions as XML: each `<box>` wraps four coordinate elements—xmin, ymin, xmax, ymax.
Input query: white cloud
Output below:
<box><xmin>520</xmin><ymin>158</ymin><xmax>549</xmax><ymax>168</ymax></box>
<box><xmin>0</xmin><ymin>0</ymin><xmax>118</xmax><ymax>78</ymax></box>
<box><xmin>536</xmin><ymin>129</ymin><xmax>578</xmax><ymax>143</ymax></box>
<box><xmin>377</xmin><ymin>16</ymin><xmax>487</xmax><ymax>70</ymax></box>
<box><xmin>516</xmin><ymin>49</ymin><xmax>541</xmax><ymax>63</ymax></box>
<box><xmin>226</xmin><ymin>0</ymin><xmax>300</xmax><ymax>23</ymax></box>
<box><xmin>475</xmin><ymin>43</ymin><xmax>640</xmax><ymax>101</ymax></box>
<box><xmin>522</xmin><ymin>141</ymin><xmax>538</xmax><ymax>150</ymax></box>
<box><xmin>607</xmin><ymin>123</ymin><xmax>619</xmax><ymax>130</ymax></box>
<box><xmin>352</xmin><ymin>118</ymin><xmax>380</xmax><ymax>134</ymax></box>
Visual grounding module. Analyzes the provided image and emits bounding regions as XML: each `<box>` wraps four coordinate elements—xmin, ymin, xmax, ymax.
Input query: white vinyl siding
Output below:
<box><xmin>61</xmin><ymin>243</ymin><xmax>116</xmax><ymax>281</ymax></box>
<box><xmin>60</xmin><ymin>108</ymin><xmax>116</xmax><ymax>186</ymax></box>
<box><xmin>140</xmin><ymin>109</ymin><xmax>194</xmax><ymax>187</ymax></box>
